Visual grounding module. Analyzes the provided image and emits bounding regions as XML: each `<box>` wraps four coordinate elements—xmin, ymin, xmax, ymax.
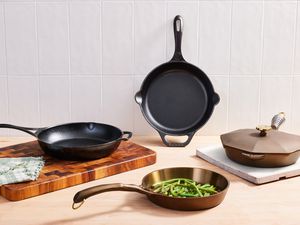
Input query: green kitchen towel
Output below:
<box><xmin>0</xmin><ymin>157</ymin><xmax>44</xmax><ymax>185</ymax></box>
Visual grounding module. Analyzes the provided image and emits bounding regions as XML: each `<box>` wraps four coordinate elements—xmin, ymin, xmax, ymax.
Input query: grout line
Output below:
<box><xmin>7</xmin><ymin>74</ymin><xmax>290</xmax><ymax>79</ymax></box>
<box><xmin>289</xmin><ymin>0</ymin><xmax>298</xmax><ymax>131</ymax></box>
<box><xmin>198</xmin><ymin>0</ymin><xmax>201</xmax><ymax>68</ymax></box>
<box><xmin>4</xmin><ymin>72</ymin><xmax>296</xmax><ymax>76</ymax></box>
<box><xmin>67</xmin><ymin>0</ymin><xmax>72</xmax><ymax>122</ymax></box>
<box><xmin>132</xmin><ymin>0</ymin><xmax>137</xmax><ymax>132</ymax></box>
<box><xmin>100</xmin><ymin>0</ymin><xmax>103</xmax><ymax>122</ymax></box>
<box><xmin>3</xmin><ymin>75</ymin><xmax>53</xmax><ymax>78</ymax></box>
<box><xmin>101</xmin><ymin>74</ymin><xmax>151</xmax><ymax>78</ymax></box>
<box><xmin>165</xmin><ymin>0</ymin><xmax>168</xmax><ymax>62</ymax></box>
<box><xmin>226</xmin><ymin>0</ymin><xmax>233</xmax><ymax>131</ymax></box>
<box><xmin>38</xmin><ymin>74</ymin><xmax>101</xmax><ymax>77</ymax></box>
<box><xmin>258</xmin><ymin>0</ymin><xmax>265</xmax><ymax>125</ymax></box>
<box><xmin>2</xmin><ymin>2</ymin><xmax>9</xmax><ymax>136</ymax></box>
<box><xmin>132</xmin><ymin>0</ymin><xmax>135</xmax><ymax>131</ymax></box>
<box><xmin>34</xmin><ymin>0</ymin><xmax>41</xmax><ymax>126</ymax></box>
<box><xmin>196</xmin><ymin>0</ymin><xmax>200</xmax><ymax>66</ymax></box>
<box><xmin>132</xmin><ymin>0</ymin><xmax>136</xmax><ymax>77</ymax></box>
<box><xmin>0</xmin><ymin>0</ymin><xmax>282</xmax><ymax>2</ymax></box>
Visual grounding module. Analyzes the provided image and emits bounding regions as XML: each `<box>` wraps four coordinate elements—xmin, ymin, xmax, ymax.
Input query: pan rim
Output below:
<box><xmin>137</xmin><ymin>61</ymin><xmax>218</xmax><ymax>135</ymax></box>
<box><xmin>37</xmin><ymin>122</ymin><xmax>125</xmax><ymax>148</ymax></box>
<box><xmin>141</xmin><ymin>166</ymin><xmax>230</xmax><ymax>200</ymax></box>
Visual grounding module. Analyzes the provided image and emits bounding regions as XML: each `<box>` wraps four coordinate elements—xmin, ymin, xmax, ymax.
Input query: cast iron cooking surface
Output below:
<box><xmin>38</xmin><ymin>123</ymin><xmax>120</xmax><ymax>144</ymax></box>
<box><xmin>53</xmin><ymin>138</ymin><xmax>107</xmax><ymax>148</ymax></box>
<box><xmin>145</xmin><ymin>69</ymin><xmax>208</xmax><ymax>132</ymax></box>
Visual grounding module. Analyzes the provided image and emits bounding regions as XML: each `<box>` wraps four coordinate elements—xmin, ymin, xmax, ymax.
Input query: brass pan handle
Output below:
<box><xmin>72</xmin><ymin>183</ymin><xmax>151</xmax><ymax>210</ymax></box>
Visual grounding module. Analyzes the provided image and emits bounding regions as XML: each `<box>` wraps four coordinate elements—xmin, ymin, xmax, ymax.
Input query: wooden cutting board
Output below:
<box><xmin>0</xmin><ymin>141</ymin><xmax>156</xmax><ymax>201</ymax></box>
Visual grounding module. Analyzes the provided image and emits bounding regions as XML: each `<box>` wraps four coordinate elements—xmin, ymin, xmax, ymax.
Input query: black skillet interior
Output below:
<box><xmin>140</xmin><ymin>62</ymin><xmax>218</xmax><ymax>135</ymax></box>
<box><xmin>37</xmin><ymin>123</ymin><xmax>123</xmax><ymax>147</ymax></box>
<box><xmin>37</xmin><ymin>123</ymin><xmax>131</xmax><ymax>160</ymax></box>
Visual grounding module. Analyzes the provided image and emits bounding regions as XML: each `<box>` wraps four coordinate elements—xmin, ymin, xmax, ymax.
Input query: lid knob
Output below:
<box><xmin>256</xmin><ymin>125</ymin><xmax>272</xmax><ymax>137</ymax></box>
<box><xmin>256</xmin><ymin>112</ymin><xmax>286</xmax><ymax>137</ymax></box>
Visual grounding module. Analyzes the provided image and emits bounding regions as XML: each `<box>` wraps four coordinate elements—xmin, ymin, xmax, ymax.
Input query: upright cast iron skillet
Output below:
<box><xmin>0</xmin><ymin>123</ymin><xmax>132</xmax><ymax>160</ymax></box>
<box><xmin>135</xmin><ymin>16</ymin><xmax>219</xmax><ymax>147</ymax></box>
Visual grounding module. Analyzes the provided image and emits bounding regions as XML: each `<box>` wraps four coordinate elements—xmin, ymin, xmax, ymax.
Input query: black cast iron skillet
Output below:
<box><xmin>135</xmin><ymin>15</ymin><xmax>220</xmax><ymax>147</ymax></box>
<box><xmin>0</xmin><ymin>123</ymin><xmax>132</xmax><ymax>160</ymax></box>
<box><xmin>72</xmin><ymin>167</ymin><xmax>229</xmax><ymax>211</ymax></box>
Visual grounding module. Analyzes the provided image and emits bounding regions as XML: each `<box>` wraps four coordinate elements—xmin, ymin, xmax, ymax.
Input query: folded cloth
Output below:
<box><xmin>0</xmin><ymin>157</ymin><xmax>44</xmax><ymax>185</ymax></box>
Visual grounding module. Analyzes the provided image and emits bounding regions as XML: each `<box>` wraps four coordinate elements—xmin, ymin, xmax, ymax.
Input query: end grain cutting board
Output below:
<box><xmin>0</xmin><ymin>141</ymin><xmax>156</xmax><ymax>201</ymax></box>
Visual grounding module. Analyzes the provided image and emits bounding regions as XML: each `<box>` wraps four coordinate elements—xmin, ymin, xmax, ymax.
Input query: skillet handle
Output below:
<box><xmin>171</xmin><ymin>15</ymin><xmax>184</xmax><ymax>62</ymax></box>
<box><xmin>72</xmin><ymin>183</ymin><xmax>149</xmax><ymax>209</ymax></box>
<box><xmin>0</xmin><ymin>124</ymin><xmax>42</xmax><ymax>137</ymax></box>
<box><xmin>159</xmin><ymin>132</ymin><xmax>195</xmax><ymax>147</ymax></box>
<box><xmin>119</xmin><ymin>131</ymin><xmax>132</xmax><ymax>141</ymax></box>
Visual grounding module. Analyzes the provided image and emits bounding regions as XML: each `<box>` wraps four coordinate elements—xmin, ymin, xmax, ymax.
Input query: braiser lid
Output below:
<box><xmin>220</xmin><ymin>129</ymin><xmax>300</xmax><ymax>154</ymax></box>
<box><xmin>220</xmin><ymin>112</ymin><xmax>300</xmax><ymax>154</ymax></box>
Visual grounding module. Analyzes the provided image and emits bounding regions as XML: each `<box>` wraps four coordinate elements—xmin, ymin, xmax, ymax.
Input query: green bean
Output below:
<box><xmin>151</xmin><ymin>178</ymin><xmax>218</xmax><ymax>198</ymax></box>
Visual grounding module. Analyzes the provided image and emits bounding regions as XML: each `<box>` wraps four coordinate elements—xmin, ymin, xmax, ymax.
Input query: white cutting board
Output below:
<box><xmin>196</xmin><ymin>145</ymin><xmax>300</xmax><ymax>184</ymax></box>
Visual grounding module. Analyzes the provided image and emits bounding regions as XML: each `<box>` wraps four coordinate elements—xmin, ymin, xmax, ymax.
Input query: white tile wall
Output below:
<box><xmin>0</xmin><ymin>4</ymin><xmax>6</xmax><ymax>75</ymax></box>
<box><xmin>37</xmin><ymin>2</ymin><xmax>69</xmax><ymax>75</ymax></box>
<box><xmin>8</xmin><ymin>77</ymin><xmax>39</xmax><ymax>135</ymax></box>
<box><xmin>198</xmin><ymin>1</ymin><xmax>232</xmax><ymax>75</ymax></box>
<box><xmin>294</xmin><ymin>1</ymin><xmax>300</xmax><ymax>75</ymax></box>
<box><xmin>134</xmin><ymin>1</ymin><xmax>166</xmax><ymax>76</ymax></box>
<box><xmin>5</xmin><ymin>3</ymin><xmax>37</xmax><ymax>75</ymax></box>
<box><xmin>102</xmin><ymin>1</ymin><xmax>133</xmax><ymax>75</ymax></box>
<box><xmin>291</xmin><ymin>77</ymin><xmax>300</xmax><ymax>133</ymax></box>
<box><xmin>228</xmin><ymin>77</ymin><xmax>260</xmax><ymax>131</ymax></box>
<box><xmin>1</xmin><ymin>0</ymin><xmax>300</xmax><ymax>137</ymax></box>
<box><xmin>259</xmin><ymin>76</ymin><xmax>293</xmax><ymax>130</ymax></box>
<box><xmin>39</xmin><ymin>76</ymin><xmax>69</xmax><ymax>126</ymax></box>
<box><xmin>71</xmin><ymin>76</ymin><xmax>102</xmax><ymax>122</ymax></box>
<box><xmin>69</xmin><ymin>2</ymin><xmax>101</xmax><ymax>75</ymax></box>
<box><xmin>102</xmin><ymin>76</ymin><xmax>134</xmax><ymax>131</ymax></box>
<box><xmin>230</xmin><ymin>1</ymin><xmax>263</xmax><ymax>75</ymax></box>
<box><xmin>262</xmin><ymin>1</ymin><xmax>297</xmax><ymax>75</ymax></box>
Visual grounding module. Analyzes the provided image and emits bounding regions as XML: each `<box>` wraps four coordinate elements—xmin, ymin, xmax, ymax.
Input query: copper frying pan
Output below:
<box><xmin>72</xmin><ymin>167</ymin><xmax>229</xmax><ymax>211</ymax></box>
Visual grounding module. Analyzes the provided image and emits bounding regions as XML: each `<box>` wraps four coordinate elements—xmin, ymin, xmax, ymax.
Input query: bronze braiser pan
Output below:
<box><xmin>72</xmin><ymin>167</ymin><xmax>229</xmax><ymax>211</ymax></box>
<box><xmin>220</xmin><ymin>113</ymin><xmax>300</xmax><ymax>168</ymax></box>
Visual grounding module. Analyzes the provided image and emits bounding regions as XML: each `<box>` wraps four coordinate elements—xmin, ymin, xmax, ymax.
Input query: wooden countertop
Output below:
<box><xmin>0</xmin><ymin>136</ymin><xmax>299</xmax><ymax>225</ymax></box>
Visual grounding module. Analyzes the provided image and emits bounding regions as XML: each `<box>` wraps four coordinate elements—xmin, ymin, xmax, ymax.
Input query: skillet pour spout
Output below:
<box><xmin>72</xmin><ymin>167</ymin><xmax>229</xmax><ymax>211</ymax></box>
